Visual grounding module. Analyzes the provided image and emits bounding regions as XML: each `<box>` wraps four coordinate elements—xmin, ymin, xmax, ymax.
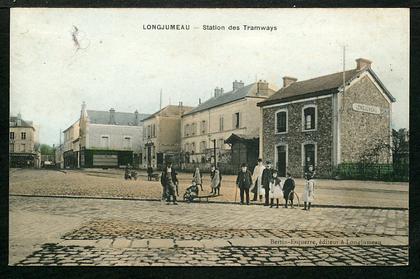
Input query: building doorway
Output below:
<box><xmin>147</xmin><ymin>146</ymin><xmax>152</xmax><ymax>165</ymax></box>
<box><xmin>304</xmin><ymin>143</ymin><xmax>315</xmax><ymax>172</ymax></box>
<box><xmin>276</xmin><ymin>145</ymin><xmax>287</xmax><ymax>177</ymax></box>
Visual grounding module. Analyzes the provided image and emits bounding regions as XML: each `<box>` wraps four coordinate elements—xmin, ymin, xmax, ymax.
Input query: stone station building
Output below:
<box><xmin>257</xmin><ymin>58</ymin><xmax>396</xmax><ymax>178</ymax></box>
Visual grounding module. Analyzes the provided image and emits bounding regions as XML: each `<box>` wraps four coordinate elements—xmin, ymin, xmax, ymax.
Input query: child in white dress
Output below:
<box><xmin>269</xmin><ymin>170</ymin><xmax>283</xmax><ymax>208</ymax></box>
<box><xmin>302</xmin><ymin>173</ymin><xmax>315</xmax><ymax>210</ymax></box>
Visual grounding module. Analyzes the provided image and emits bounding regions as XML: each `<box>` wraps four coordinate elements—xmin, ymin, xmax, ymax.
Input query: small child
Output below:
<box><xmin>184</xmin><ymin>180</ymin><xmax>199</xmax><ymax>202</ymax></box>
<box><xmin>269</xmin><ymin>170</ymin><xmax>282</xmax><ymax>208</ymax></box>
<box><xmin>302</xmin><ymin>174</ymin><xmax>315</xmax><ymax>210</ymax></box>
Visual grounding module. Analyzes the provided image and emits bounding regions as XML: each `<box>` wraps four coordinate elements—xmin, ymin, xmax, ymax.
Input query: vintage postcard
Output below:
<box><xmin>9</xmin><ymin>8</ymin><xmax>409</xmax><ymax>266</ymax></box>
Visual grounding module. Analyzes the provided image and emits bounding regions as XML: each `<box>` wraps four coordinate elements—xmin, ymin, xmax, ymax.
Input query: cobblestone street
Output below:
<box><xmin>10</xmin><ymin>169</ymin><xmax>408</xmax><ymax>208</ymax></box>
<box><xmin>9</xmin><ymin>195</ymin><xmax>408</xmax><ymax>266</ymax></box>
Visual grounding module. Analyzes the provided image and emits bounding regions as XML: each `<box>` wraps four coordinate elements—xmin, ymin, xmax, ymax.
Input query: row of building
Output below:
<box><xmin>54</xmin><ymin>58</ymin><xmax>395</xmax><ymax>177</ymax></box>
<box><xmin>9</xmin><ymin>113</ymin><xmax>41</xmax><ymax>168</ymax></box>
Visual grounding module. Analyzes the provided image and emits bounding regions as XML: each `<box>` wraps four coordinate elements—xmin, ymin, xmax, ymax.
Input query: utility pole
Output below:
<box><xmin>159</xmin><ymin>89</ymin><xmax>162</xmax><ymax>110</ymax></box>
<box><xmin>213</xmin><ymin>139</ymin><xmax>217</xmax><ymax>167</ymax></box>
<box><xmin>343</xmin><ymin>45</ymin><xmax>346</xmax><ymax>95</ymax></box>
<box><xmin>341</xmin><ymin>45</ymin><xmax>346</xmax><ymax>112</ymax></box>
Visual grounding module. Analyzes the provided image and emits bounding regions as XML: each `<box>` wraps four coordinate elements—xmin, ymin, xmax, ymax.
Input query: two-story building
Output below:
<box><xmin>181</xmin><ymin>80</ymin><xmax>276</xmax><ymax>169</ymax></box>
<box><xmin>78</xmin><ymin>103</ymin><xmax>150</xmax><ymax>168</ymax></box>
<box><xmin>63</xmin><ymin>120</ymin><xmax>80</xmax><ymax>168</ymax></box>
<box><xmin>141</xmin><ymin>104</ymin><xmax>193</xmax><ymax>169</ymax></box>
<box><xmin>257</xmin><ymin>58</ymin><xmax>395</xmax><ymax>178</ymax></box>
<box><xmin>9</xmin><ymin>114</ymin><xmax>40</xmax><ymax>168</ymax></box>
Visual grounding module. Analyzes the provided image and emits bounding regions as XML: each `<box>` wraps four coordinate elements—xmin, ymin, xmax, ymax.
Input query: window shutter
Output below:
<box><xmin>232</xmin><ymin>113</ymin><xmax>236</xmax><ymax>129</ymax></box>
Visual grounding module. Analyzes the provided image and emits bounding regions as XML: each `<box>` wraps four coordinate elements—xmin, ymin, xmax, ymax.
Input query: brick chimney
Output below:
<box><xmin>283</xmin><ymin>76</ymin><xmax>297</xmax><ymax>88</ymax></box>
<box><xmin>356</xmin><ymin>58</ymin><xmax>372</xmax><ymax>70</ymax></box>
<box><xmin>256</xmin><ymin>80</ymin><xmax>269</xmax><ymax>96</ymax></box>
<box><xmin>109</xmin><ymin>108</ymin><xmax>116</xmax><ymax>124</ymax></box>
<box><xmin>233</xmin><ymin>80</ymin><xmax>244</xmax><ymax>91</ymax></box>
<box><xmin>214</xmin><ymin>87</ymin><xmax>224</xmax><ymax>97</ymax></box>
<box><xmin>134</xmin><ymin>110</ymin><xmax>139</xmax><ymax>125</ymax></box>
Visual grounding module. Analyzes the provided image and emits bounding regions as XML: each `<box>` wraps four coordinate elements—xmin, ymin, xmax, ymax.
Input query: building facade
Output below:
<box><xmin>181</xmin><ymin>80</ymin><xmax>276</xmax><ymax>168</ymax></box>
<box><xmin>63</xmin><ymin>120</ymin><xmax>80</xmax><ymax>168</ymax></box>
<box><xmin>258</xmin><ymin>58</ymin><xmax>395</xmax><ymax>178</ymax></box>
<box><xmin>9</xmin><ymin>114</ymin><xmax>41</xmax><ymax>168</ymax></box>
<box><xmin>78</xmin><ymin>103</ymin><xmax>150</xmax><ymax>168</ymax></box>
<box><xmin>141</xmin><ymin>104</ymin><xmax>193</xmax><ymax>169</ymax></box>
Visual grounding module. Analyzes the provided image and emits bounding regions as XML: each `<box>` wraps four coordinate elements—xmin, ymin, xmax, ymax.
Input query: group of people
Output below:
<box><xmin>160</xmin><ymin>162</ymin><xmax>223</xmax><ymax>205</ymax></box>
<box><xmin>236</xmin><ymin>159</ymin><xmax>315</xmax><ymax>210</ymax></box>
<box><xmin>158</xmin><ymin>159</ymin><xmax>315</xmax><ymax>209</ymax></box>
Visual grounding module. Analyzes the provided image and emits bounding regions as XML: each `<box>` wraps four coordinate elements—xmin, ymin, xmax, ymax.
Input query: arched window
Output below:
<box><xmin>302</xmin><ymin>105</ymin><xmax>316</xmax><ymax>131</ymax></box>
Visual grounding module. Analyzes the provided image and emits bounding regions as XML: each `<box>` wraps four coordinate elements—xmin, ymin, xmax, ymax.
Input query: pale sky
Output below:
<box><xmin>11</xmin><ymin>8</ymin><xmax>409</xmax><ymax>145</ymax></box>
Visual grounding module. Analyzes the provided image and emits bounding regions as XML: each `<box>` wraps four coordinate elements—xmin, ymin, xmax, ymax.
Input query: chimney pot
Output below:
<box><xmin>356</xmin><ymin>58</ymin><xmax>372</xmax><ymax>70</ymax></box>
<box><xmin>109</xmin><ymin>108</ymin><xmax>116</xmax><ymax>124</ymax></box>
<box><xmin>233</xmin><ymin>80</ymin><xmax>244</xmax><ymax>91</ymax></box>
<box><xmin>214</xmin><ymin>87</ymin><xmax>223</xmax><ymax>97</ymax></box>
<box><xmin>282</xmin><ymin>76</ymin><xmax>298</xmax><ymax>88</ymax></box>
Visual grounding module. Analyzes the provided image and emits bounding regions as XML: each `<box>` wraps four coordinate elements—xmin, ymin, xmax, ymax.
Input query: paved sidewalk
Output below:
<box><xmin>9</xmin><ymin>196</ymin><xmax>409</xmax><ymax>266</ymax></box>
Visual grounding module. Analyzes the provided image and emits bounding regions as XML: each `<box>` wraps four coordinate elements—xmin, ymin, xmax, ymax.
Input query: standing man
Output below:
<box><xmin>283</xmin><ymin>172</ymin><xmax>296</xmax><ymax>208</ymax></box>
<box><xmin>236</xmin><ymin>163</ymin><xmax>253</xmax><ymax>205</ymax></box>
<box><xmin>251</xmin><ymin>158</ymin><xmax>265</xmax><ymax>202</ymax></box>
<box><xmin>147</xmin><ymin>164</ymin><xmax>153</xmax><ymax>181</ymax></box>
<box><xmin>160</xmin><ymin>162</ymin><xmax>179</xmax><ymax>205</ymax></box>
<box><xmin>261</xmin><ymin>161</ymin><xmax>273</xmax><ymax>206</ymax></box>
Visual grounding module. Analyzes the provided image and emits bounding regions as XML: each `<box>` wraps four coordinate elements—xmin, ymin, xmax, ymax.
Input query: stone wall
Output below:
<box><xmin>340</xmin><ymin>74</ymin><xmax>392</xmax><ymax>163</ymax></box>
<box><xmin>262</xmin><ymin>97</ymin><xmax>334</xmax><ymax>178</ymax></box>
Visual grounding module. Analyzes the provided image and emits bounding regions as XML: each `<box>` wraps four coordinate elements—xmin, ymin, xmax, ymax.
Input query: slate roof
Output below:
<box><xmin>183</xmin><ymin>82</ymin><xmax>276</xmax><ymax>116</ymax></box>
<box><xmin>258</xmin><ymin>67</ymin><xmax>395</xmax><ymax>107</ymax></box>
<box><xmin>142</xmin><ymin>105</ymin><xmax>193</xmax><ymax>121</ymax></box>
<box><xmin>225</xmin><ymin>133</ymin><xmax>259</xmax><ymax>144</ymax></box>
<box><xmin>10</xmin><ymin>116</ymin><xmax>35</xmax><ymax>129</ymax></box>
<box><xmin>87</xmin><ymin>110</ymin><xmax>150</xmax><ymax>126</ymax></box>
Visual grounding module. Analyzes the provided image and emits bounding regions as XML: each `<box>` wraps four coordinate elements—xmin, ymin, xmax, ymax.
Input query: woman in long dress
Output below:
<box><xmin>251</xmin><ymin>159</ymin><xmax>265</xmax><ymax>202</ymax></box>
<box><xmin>192</xmin><ymin>167</ymin><xmax>203</xmax><ymax>191</ymax></box>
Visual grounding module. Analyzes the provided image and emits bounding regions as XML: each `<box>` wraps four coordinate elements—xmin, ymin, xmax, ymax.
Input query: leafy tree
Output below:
<box><xmin>391</xmin><ymin>128</ymin><xmax>409</xmax><ymax>167</ymax></box>
<box><xmin>40</xmin><ymin>144</ymin><xmax>54</xmax><ymax>155</ymax></box>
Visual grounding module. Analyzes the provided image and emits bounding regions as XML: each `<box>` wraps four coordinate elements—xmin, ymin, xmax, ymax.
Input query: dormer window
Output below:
<box><xmin>302</xmin><ymin>105</ymin><xmax>316</xmax><ymax>131</ymax></box>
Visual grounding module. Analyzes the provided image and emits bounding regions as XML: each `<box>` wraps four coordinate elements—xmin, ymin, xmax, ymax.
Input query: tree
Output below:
<box><xmin>391</xmin><ymin>128</ymin><xmax>409</xmax><ymax>166</ymax></box>
<box><xmin>40</xmin><ymin>144</ymin><xmax>55</xmax><ymax>155</ymax></box>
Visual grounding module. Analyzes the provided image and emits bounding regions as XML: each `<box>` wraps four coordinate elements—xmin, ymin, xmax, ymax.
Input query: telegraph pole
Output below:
<box><xmin>342</xmin><ymin>45</ymin><xmax>346</xmax><ymax>96</ymax></box>
<box><xmin>159</xmin><ymin>89</ymin><xmax>162</xmax><ymax>110</ymax></box>
<box><xmin>213</xmin><ymin>139</ymin><xmax>217</xmax><ymax>167</ymax></box>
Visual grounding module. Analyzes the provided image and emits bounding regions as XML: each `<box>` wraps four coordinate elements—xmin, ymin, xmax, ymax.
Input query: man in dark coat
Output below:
<box><xmin>261</xmin><ymin>161</ymin><xmax>273</xmax><ymax>206</ymax></box>
<box><xmin>236</xmin><ymin>163</ymin><xmax>253</xmax><ymax>205</ymax></box>
<box><xmin>147</xmin><ymin>165</ymin><xmax>153</xmax><ymax>181</ymax></box>
<box><xmin>160</xmin><ymin>162</ymin><xmax>179</xmax><ymax>205</ymax></box>
<box><xmin>283</xmin><ymin>172</ymin><xmax>296</xmax><ymax>208</ymax></box>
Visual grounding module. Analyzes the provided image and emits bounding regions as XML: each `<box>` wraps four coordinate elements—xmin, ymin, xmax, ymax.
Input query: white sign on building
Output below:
<box><xmin>352</xmin><ymin>103</ymin><xmax>381</xmax><ymax>115</ymax></box>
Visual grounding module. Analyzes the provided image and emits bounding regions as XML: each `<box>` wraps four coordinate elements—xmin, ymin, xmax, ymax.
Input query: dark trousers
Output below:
<box><xmin>270</xmin><ymin>198</ymin><xmax>279</xmax><ymax>207</ymax></box>
<box><xmin>264</xmin><ymin>187</ymin><xmax>270</xmax><ymax>205</ymax></box>
<box><xmin>166</xmin><ymin>184</ymin><xmax>177</xmax><ymax>203</ymax></box>
<box><xmin>240</xmin><ymin>187</ymin><xmax>250</xmax><ymax>204</ymax></box>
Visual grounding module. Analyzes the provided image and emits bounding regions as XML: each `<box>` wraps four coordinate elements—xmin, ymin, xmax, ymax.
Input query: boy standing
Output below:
<box><xmin>283</xmin><ymin>173</ymin><xmax>296</xmax><ymax>208</ymax></box>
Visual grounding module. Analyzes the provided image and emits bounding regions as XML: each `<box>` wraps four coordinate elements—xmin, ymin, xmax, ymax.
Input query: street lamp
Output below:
<box><xmin>207</xmin><ymin>135</ymin><xmax>217</xmax><ymax>166</ymax></box>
